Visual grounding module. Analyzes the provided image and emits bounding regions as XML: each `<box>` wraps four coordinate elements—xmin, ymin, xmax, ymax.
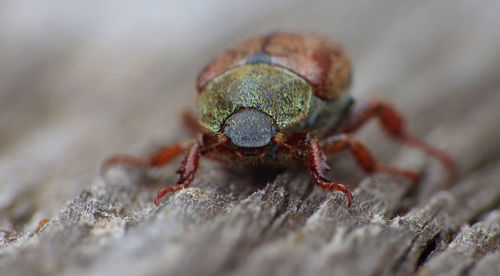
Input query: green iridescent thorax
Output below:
<box><xmin>198</xmin><ymin>64</ymin><xmax>313</xmax><ymax>133</ymax></box>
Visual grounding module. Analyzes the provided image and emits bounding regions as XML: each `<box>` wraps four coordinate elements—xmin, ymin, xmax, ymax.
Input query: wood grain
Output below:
<box><xmin>1</xmin><ymin>1</ymin><xmax>499</xmax><ymax>276</ymax></box>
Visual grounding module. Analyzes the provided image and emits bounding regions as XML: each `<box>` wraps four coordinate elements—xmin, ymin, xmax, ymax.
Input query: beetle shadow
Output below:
<box><xmin>212</xmin><ymin>153</ymin><xmax>365</xmax><ymax>198</ymax></box>
<box><xmin>223</xmin><ymin>166</ymin><xmax>286</xmax><ymax>190</ymax></box>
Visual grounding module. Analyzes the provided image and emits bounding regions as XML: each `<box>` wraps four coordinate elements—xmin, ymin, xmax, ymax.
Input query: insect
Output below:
<box><xmin>102</xmin><ymin>32</ymin><xmax>457</xmax><ymax>208</ymax></box>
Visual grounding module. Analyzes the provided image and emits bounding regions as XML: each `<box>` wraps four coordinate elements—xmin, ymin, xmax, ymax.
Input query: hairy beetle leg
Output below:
<box><xmin>155</xmin><ymin>142</ymin><xmax>202</xmax><ymax>206</ymax></box>
<box><xmin>101</xmin><ymin>141</ymin><xmax>204</xmax><ymax>207</ymax></box>
<box><xmin>335</xmin><ymin>98</ymin><xmax>458</xmax><ymax>182</ymax></box>
<box><xmin>322</xmin><ymin>134</ymin><xmax>419</xmax><ymax>184</ymax></box>
<box><xmin>301</xmin><ymin>133</ymin><xmax>353</xmax><ymax>208</ymax></box>
<box><xmin>101</xmin><ymin>141</ymin><xmax>194</xmax><ymax>176</ymax></box>
<box><xmin>313</xmin><ymin>176</ymin><xmax>353</xmax><ymax>208</ymax></box>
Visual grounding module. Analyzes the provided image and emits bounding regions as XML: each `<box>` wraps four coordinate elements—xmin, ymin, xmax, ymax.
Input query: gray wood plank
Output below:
<box><xmin>1</xmin><ymin>1</ymin><xmax>499</xmax><ymax>276</ymax></box>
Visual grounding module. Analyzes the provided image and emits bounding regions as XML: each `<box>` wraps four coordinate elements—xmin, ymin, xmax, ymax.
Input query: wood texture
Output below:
<box><xmin>1</xmin><ymin>1</ymin><xmax>499</xmax><ymax>276</ymax></box>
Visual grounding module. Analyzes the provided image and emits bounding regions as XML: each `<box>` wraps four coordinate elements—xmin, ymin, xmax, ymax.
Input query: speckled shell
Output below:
<box><xmin>197</xmin><ymin>32</ymin><xmax>351</xmax><ymax>100</ymax></box>
<box><xmin>198</xmin><ymin>63</ymin><xmax>313</xmax><ymax>133</ymax></box>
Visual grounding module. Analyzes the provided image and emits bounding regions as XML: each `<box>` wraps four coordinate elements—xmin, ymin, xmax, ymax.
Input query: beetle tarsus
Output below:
<box><xmin>101</xmin><ymin>142</ymin><xmax>194</xmax><ymax>177</ymax></box>
<box><xmin>314</xmin><ymin>176</ymin><xmax>353</xmax><ymax>208</ymax></box>
<box><xmin>101</xmin><ymin>141</ymin><xmax>200</xmax><ymax>207</ymax></box>
<box><xmin>376</xmin><ymin>164</ymin><xmax>420</xmax><ymax>185</ymax></box>
<box><xmin>101</xmin><ymin>154</ymin><xmax>150</xmax><ymax>176</ymax></box>
<box><xmin>335</xmin><ymin>98</ymin><xmax>458</xmax><ymax>182</ymax></box>
<box><xmin>155</xmin><ymin>142</ymin><xmax>202</xmax><ymax>206</ymax></box>
<box><xmin>321</xmin><ymin>133</ymin><xmax>420</xmax><ymax>184</ymax></box>
<box><xmin>399</xmin><ymin>132</ymin><xmax>458</xmax><ymax>183</ymax></box>
<box><xmin>300</xmin><ymin>132</ymin><xmax>353</xmax><ymax>208</ymax></box>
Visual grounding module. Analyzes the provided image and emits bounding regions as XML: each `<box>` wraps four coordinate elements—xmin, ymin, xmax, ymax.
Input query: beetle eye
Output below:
<box><xmin>223</xmin><ymin>109</ymin><xmax>277</xmax><ymax>148</ymax></box>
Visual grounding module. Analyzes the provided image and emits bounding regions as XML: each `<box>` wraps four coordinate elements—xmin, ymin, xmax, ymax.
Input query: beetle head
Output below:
<box><xmin>223</xmin><ymin>108</ymin><xmax>277</xmax><ymax>155</ymax></box>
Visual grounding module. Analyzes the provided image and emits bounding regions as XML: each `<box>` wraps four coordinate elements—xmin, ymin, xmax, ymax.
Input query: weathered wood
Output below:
<box><xmin>1</xmin><ymin>1</ymin><xmax>499</xmax><ymax>276</ymax></box>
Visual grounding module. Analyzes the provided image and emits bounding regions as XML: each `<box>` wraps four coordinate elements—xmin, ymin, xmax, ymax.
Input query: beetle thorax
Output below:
<box><xmin>197</xmin><ymin>63</ymin><xmax>313</xmax><ymax>134</ymax></box>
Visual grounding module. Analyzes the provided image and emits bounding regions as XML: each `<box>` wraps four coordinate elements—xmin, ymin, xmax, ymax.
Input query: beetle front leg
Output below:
<box><xmin>321</xmin><ymin>134</ymin><xmax>419</xmax><ymax>184</ymax></box>
<box><xmin>101</xmin><ymin>141</ymin><xmax>195</xmax><ymax>176</ymax></box>
<box><xmin>334</xmin><ymin>98</ymin><xmax>457</xmax><ymax>181</ymax></box>
<box><xmin>155</xmin><ymin>142</ymin><xmax>202</xmax><ymax>206</ymax></box>
<box><xmin>288</xmin><ymin>133</ymin><xmax>353</xmax><ymax>208</ymax></box>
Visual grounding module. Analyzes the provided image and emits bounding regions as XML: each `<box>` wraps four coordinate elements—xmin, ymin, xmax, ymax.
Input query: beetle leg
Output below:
<box><xmin>272</xmin><ymin>132</ymin><xmax>293</xmax><ymax>151</ymax></box>
<box><xmin>321</xmin><ymin>134</ymin><xmax>419</xmax><ymax>184</ymax></box>
<box><xmin>101</xmin><ymin>141</ymin><xmax>194</xmax><ymax>176</ymax></box>
<box><xmin>335</xmin><ymin>98</ymin><xmax>457</xmax><ymax>181</ymax></box>
<box><xmin>290</xmin><ymin>132</ymin><xmax>353</xmax><ymax>208</ymax></box>
<box><xmin>155</xmin><ymin>142</ymin><xmax>202</xmax><ymax>206</ymax></box>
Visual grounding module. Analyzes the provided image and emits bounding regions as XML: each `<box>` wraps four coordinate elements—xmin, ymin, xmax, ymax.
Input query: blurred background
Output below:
<box><xmin>1</xmin><ymin>0</ymin><xmax>500</xmax><ymax>233</ymax></box>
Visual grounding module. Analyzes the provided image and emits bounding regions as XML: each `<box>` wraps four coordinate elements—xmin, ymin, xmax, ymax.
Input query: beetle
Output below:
<box><xmin>102</xmin><ymin>32</ymin><xmax>457</xmax><ymax>208</ymax></box>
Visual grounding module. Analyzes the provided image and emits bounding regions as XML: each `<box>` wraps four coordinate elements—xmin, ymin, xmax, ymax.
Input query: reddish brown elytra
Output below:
<box><xmin>102</xmin><ymin>32</ymin><xmax>457</xmax><ymax>208</ymax></box>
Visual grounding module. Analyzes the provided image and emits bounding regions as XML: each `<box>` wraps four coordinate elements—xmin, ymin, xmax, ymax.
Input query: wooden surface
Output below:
<box><xmin>1</xmin><ymin>1</ymin><xmax>499</xmax><ymax>276</ymax></box>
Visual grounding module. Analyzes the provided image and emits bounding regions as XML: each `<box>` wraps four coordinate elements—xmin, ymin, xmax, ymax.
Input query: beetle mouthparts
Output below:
<box><xmin>223</xmin><ymin>108</ymin><xmax>277</xmax><ymax>148</ymax></box>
